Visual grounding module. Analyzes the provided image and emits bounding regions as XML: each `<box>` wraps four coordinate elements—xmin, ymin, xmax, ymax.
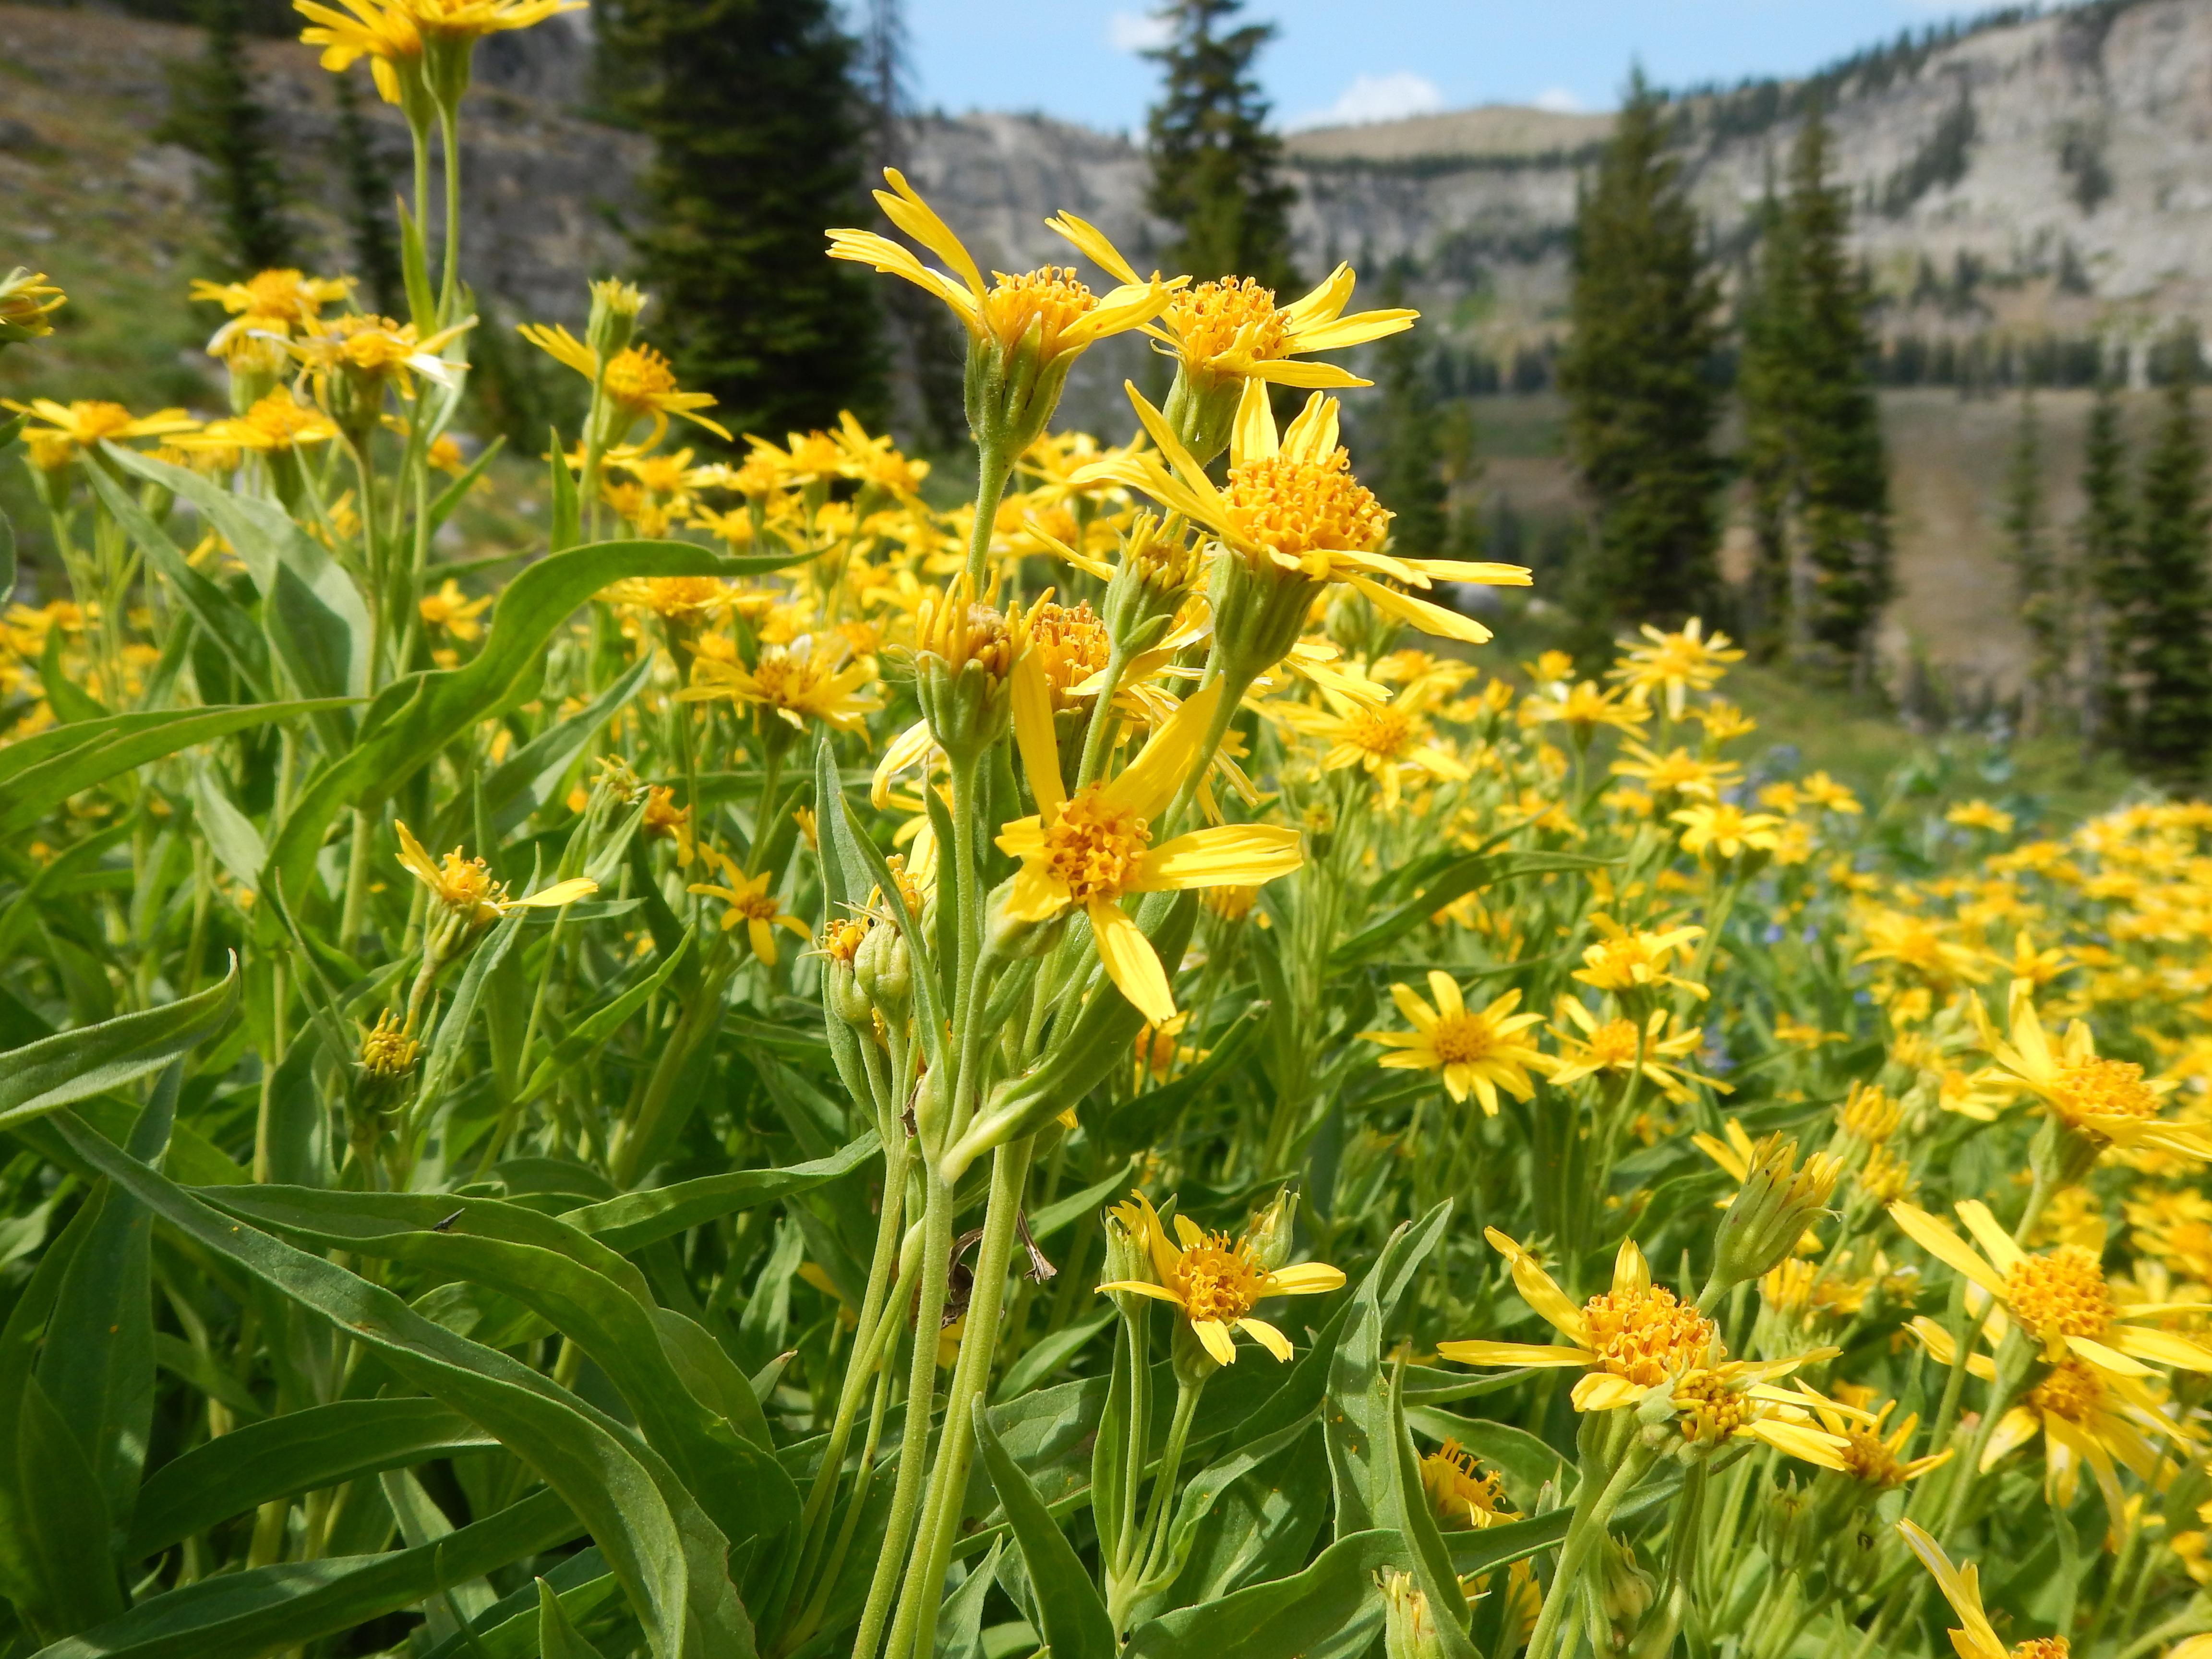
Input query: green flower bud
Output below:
<box><xmin>913</xmin><ymin>577</ymin><xmax>1016</xmax><ymax>764</ymax></box>
<box><xmin>587</xmin><ymin>279</ymin><xmax>646</xmax><ymax>363</ymax></box>
<box><xmin>854</xmin><ymin>917</ymin><xmax>912</xmax><ymax>1015</ymax></box>
<box><xmin>1709</xmin><ymin>1133</ymin><xmax>1842</xmax><ymax>1297</ymax></box>
<box><xmin>1244</xmin><ymin>1187</ymin><xmax>1300</xmax><ymax>1274</ymax></box>
<box><xmin>1380</xmin><ymin>1572</ymin><xmax>1444</xmax><ymax>1659</ymax></box>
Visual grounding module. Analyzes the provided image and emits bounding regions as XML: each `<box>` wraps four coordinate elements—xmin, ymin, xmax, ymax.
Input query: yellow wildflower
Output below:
<box><xmin>1359</xmin><ymin>973</ymin><xmax>1552</xmax><ymax>1114</ymax></box>
<box><xmin>1096</xmin><ymin>1190</ymin><xmax>1344</xmax><ymax>1366</ymax></box>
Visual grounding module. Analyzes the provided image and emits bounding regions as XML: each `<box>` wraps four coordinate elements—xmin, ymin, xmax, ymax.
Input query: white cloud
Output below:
<box><xmin>1107</xmin><ymin>10</ymin><xmax>1174</xmax><ymax>53</ymax></box>
<box><xmin>1288</xmin><ymin>71</ymin><xmax>1446</xmax><ymax>132</ymax></box>
<box><xmin>1531</xmin><ymin>87</ymin><xmax>1587</xmax><ymax>114</ymax></box>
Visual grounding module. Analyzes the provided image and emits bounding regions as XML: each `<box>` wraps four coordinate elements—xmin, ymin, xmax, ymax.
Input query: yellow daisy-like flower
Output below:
<box><xmin>394</xmin><ymin>820</ymin><xmax>595</xmax><ymax>926</ymax></box>
<box><xmin>1609</xmin><ymin>741</ymin><xmax>1739</xmax><ymax>804</ymax></box>
<box><xmin>1418</xmin><ymin>1439</ymin><xmax>1519</xmax><ymax>1530</ymax></box>
<box><xmin>191</xmin><ymin>268</ymin><xmax>353</xmax><ymax>352</ymax></box>
<box><xmin>997</xmin><ymin>668</ymin><xmax>1303</xmax><ymax>1024</ymax></box>
<box><xmin>1572</xmin><ymin>914</ymin><xmax>1707</xmax><ymax>1002</ymax></box>
<box><xmin>296</xmin><ymin>0</ymin><xmax>580</xmax><ymax>105</ymax></box>
<box><xmin>1358</xmin><ymin>973</ymin><xmax>1552</xmax><ymax>1114</ymax></box>
<box><xmin>3</xmin><ymin>398</ymin><xmax>199</xmax><ymax>461</ymax></box>
<box><xmin>0</xmin><ymin>269</ymin><xmax>67</xmax><ymax>344</ymax></box>
<box><xmin>1521</xmin><ymin>679</ymin><xmax>1648</xmax><ymax>742</ymax></box>
<box><xmin>287</xmin><ymin>313</ymin><xmax>472</xmax><ymax>393</ymax></box>
<box><xmin>598</xmin><ymin>575</ymin><xmax>735</xmax><ymax>624</ymax></box>
<box><xmin>173</xmin><ymin>390</ymin><xmax>341</xmax><ymax>455</ymax></box>
<box><xmin>1608</xmin><ymin>618</ymin><xmax>1744</xmax><ymax>720</ymax></box>
<box><xmin>1889</xmin><ymin>1198</ymin><xmax>2212</xmax><ymax>1375</ymax></box>
<box><xmin>688</xmin><ymin>868</ymin><xmax>812</xmax><ymax>966</ymax></box>
<box><xmin>517</xmin><ymin>324</ymin><xmax>733</xmax><ymax>446</ymax></box>
<box><xmin>1659</xmin><ymin>1364</ymin><xmax>1854</xmax><ymax>1470</ymax></box>
<box><xmin>1973</xmin><ymin>977</ymin><xmax>2212</xmax><ymax>1163</ymax></box>
<box><xmin>1671</xmin><ymin>801</ymin><xmax>1784</xmax><ymax>863</ymax></box>
<box><xmin>1273</xmin><ymin>681</ymin><xmax>1469</xmax><ymax>812</ymax></box>
<box><xmin>1547</xmin><ymin>1001</ymin><xmax>1725</xmax><ymax>1104</ymax></box>
<box><xmin>828</xmin><ymin>171</ymin><xmax>1173</xmax><ymax>371</ymax></box>
<box><xmin>1074</xmin><ymin>378</ymin><xmax>1531</xmax><ymax>646</ymax></box>
<box><xmin>677</xmin><ymin>637</ymin><xmax>882</xmax><ymax>735</ymax></box>
<box><xmin>1439</xmin><ymin>1231</ymin><xmax>1720</xmax><ymax>1411</ymax></box>
<box><xmin>1052</xmin><ymin>228</ymin><xmax>1414</xmax><ymax>392</ymax></box>
<box><xmin>1795</xmin><ymin>1388</ymin><xmax>1954</xmax><ymax>1489</ymax></box>
<box><xmin>1095</xmin><ymin>1190</ymin><xmax>1344</xmax><ymax>1367</ymax></box>
<box><xmin>1897</xmin><ymin>1521</ymin><xmax>2069</xmax><ymax>1659</ymax></box>
<box><xmin>1948</xmin><ymin>798</ymin><xmax>2017</xmax><ymax>836</ymax></box>
<box><xmin>418</xmin><ymin>578</ymin><xmax>491</xmax><ymax>641</ymax></box>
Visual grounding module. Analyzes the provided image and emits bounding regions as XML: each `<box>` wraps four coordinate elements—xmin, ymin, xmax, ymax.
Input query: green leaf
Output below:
<box><xmin>1142</xmin><ymin>1413</ymin><xmax>1316</xmax><ymax>1611</ymax></box>
<box><xmin>1325</xmin><ymin>1202</ymin><xmax>1450</xmax><ymax>1538</ymax></box>
<box><xmin>1329</xmin><ymin>852</ymin><xmax>1615</xmax><ymax>970</ymax></box>
<box><xmin>37</xmin><ymin>1488</ymin><xmax>581</xmax><ymax>1659</ymax></box>
<box><xmin>50</xmin><ymin>1112</ymin><xmax>751</xmax><ymax>1659</ymax></box>
<box><xmin>0</xmin><ymin>705</ymin><xmax>352</xmax><ymax>838</ymax></box>
<box><xmin>81</xmin><ymin>460</ymin><xmax>271</xmax><ymax>701</ymax></box>
<box><xmin>191</xmin><ymin>767</ymin><xmax>268</xmax><ymax>897</ymax></box>
<box><xmin>558</xmin><ymin>1130</ymin><xmax>879</xmax><ymax>1256</ymax></box>
<box><xmin>204</xmin><ymin>1184</ymin><xmax>800</xmax><ymax>1551</ymax></box>
<box><xmin>515</xmin><ymin>930</ymin><xmax>693</xmax><ymax>1106</ymax></box>
<box><xmin>104</xmin><ymin>446</ymin><xmax>369</xmax><ymax>715</ymax></box>
<box><xmin>17</xmin><ymin>1370</ymin><xmax>123</xmax><ymax>1635</ymax></box>
<box><xmin>1121</xmin><ymin>1528</ymin><xmax>1403</xmax><ymax>1659</ymax></box>
<box><xmin>539</xmin><ymin>1574</ymin><xmax>610</xmax><ymax>1659</ymax></box>
<box><xmin>486</xmin><ymin>649</ymin><xmax>654</xmax><ymax>835</ymax></box>
<box><xmin>936</xmin><ymin>1542</ymin><xmax>1001</xmax><ymax>1659</ymax></box>
<box><xmin>263</xmin><ymin>539</ymin><xmax>810</xmax><ymax>907</ymax></box>
<box><xmin>0</xmin><ymin>966</ymin><xmax>238</xmax><ymax>1130</ymax></box>
<box><xmin>972</xmin><ymin>1396</ymin><xmax>1113</xmax><ymax>1659</ymax></box>
<box><xmin>0</xmin><ymin>500</ymin><xmax>14</xmax><ymax>602</ymax></box>
<box><xmin>426</xmin><ymin>434</ymin><xmax>505</xmax><ymax>537</ymax></box>
<box><xmin>127</xmin><ymin>1399</ymin><xmax>496</xmax><ymax>1559</ymax></box>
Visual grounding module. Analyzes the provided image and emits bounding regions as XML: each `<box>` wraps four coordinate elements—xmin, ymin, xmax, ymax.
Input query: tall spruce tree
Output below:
<box><xmin>2126</xmin><ymin>330</ymin><xmax>2212</xmax><ymax>783</ymax></box>
<box><xmin>1736</xmin><ymin>105</ymin><xmax>1892</xmax><ymax>681</ymax></box>
<box><xmin>2001</xmin><ymin>385</ymin><xmax>2066</xmax><ymax>732</ymax></box>
<box><xmin>1556</xmin><ymin>73</ymin><xmax>1723</xmax><ymax>626</ymax></box>
<box><xmin>1739</xmin><ymin>181</ymin><xmax>1798</xmax><ymax>661</ymax></box>
<box><xmin>1144</xmin><ymin>0</ymin><xmax>1296</xmax><ymax>287</ymax></box>
<box><xmin>2079</xmin><ymin>374</ymin><xmax>2134</xmax><ymax>745</ymax></box>
<box><xmin>331</xmin><ymin>71</ymin><xmax>404</xmax><ymax>315</ymax></box>
<box><xmin>159</xmin><ymin>0</ymin><xmax>293</xmax><ymax>275</ymax></box>
<box><xmin>601</xmin><ymin>0</ymin><xmax>882</xmax><ymax>438</ymax></box>
<box><xmin>1371</xmin><ymin>269</ymin><xmax>1447</xmax><ymax>556</ymax></box>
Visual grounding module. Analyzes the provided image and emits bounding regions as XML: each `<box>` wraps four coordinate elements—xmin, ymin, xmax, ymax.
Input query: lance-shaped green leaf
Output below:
<box><xmin>263</xmin><ymin>538</ymin><xmax>813</xmax><ymax>906</ymax></box>
<box><xmin>559</xmin><ymin>1130</ymin><xmax>880</xmax><ymax>1256</ymax></box>
<box><xmin>82</xmin><ymin>458</ymin><xmax>272</xmax><ymax>701</ymax></box>
<box><xmin>203</xmin><ymin>1184</ymin><xmax>798</xmax><ymax>1548</ymax></box>
<box><xmin>538</xmin><ymin>1575</ymin><xmax>611</xmax><ymax>1659</ymax></box>
<box><xmin>486</xmin><ymin>649</ymin><xmax>655</xmax><ymax>835</ymax></box>
<box><xmin>51</xmin><ymin>1113</ymin><xmax>750</xmax><ymax>1659</ymax></box>
<box><xmin>128</xmin><ymin>1399</ymin><xmax>497</xmax><ymax>1558</ymax></box>
<box><xmin>1326</xmin><ymin>1202</ymin><xmax>1451</xmax><ymax>1537</ymax></box>
<box><xmin>515</xmin><ymin>930</ymin><xmax>693</xmax><ymax>1107</ymax></box>
<box><xmin>1122</xmin><ymin>1528</ymin><xmax>1404</xmax><ymax>1659</ymax></box>
<box><xmin>974</xmin><ymin>1397</ymin><xmax>1113</xmax><ymax>1659</ymax></box>
<box><xmin>0</xmin><ymin>705</ymin><xmax>354</xmax><ymax>838</ymax></box>
<box><xmin>0</xmin><ymin>965</ymin><xmax>238</xmax><ymax>1131</ymax></box>
<box><xmin>34</xmin><ymin>1488</ymin><xmax>581</xmax><ymax>1659</ymax></box>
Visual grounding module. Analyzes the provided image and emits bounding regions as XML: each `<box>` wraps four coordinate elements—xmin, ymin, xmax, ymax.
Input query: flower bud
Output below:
<box><xmin>1206</xmin><ymin>543</ymin><xmax>1325</xmax><ymax>687</ymax></box>
<box><xmin>854</xmin><ymin>917</ymin><xmax>912</xmax><ymax>1015</ymax></box>
<box><xmin>913</xmin><ymin>577</ymin><xmax>1017</xmax><ymax>763</ymax></box>
<box><xmin>1100</xmin><ymin>513</ymin><xmax>1201</xmax><ymax>654</ymax></box>
<box><xmin>1592</xmin><ymin>1533</ymin><xmax>1656</xmax><ymax>1654</ymax></box>
<box><xmin>1380</xmin><ymin>1572</ymin><xmax>1444</xmax><ymax>1659</ymax></box>
<box><xmin>1710</xmin><ymin>1133</ymin><xmax>1842</xmax><ymax>1295</ymax></box>
<box><xmin>587</xmin><ymin>279</ymin><xmax>646</xmax><ymax>362</ymax></box>
<box><xmin>1244</xmin><ymin>1187</ymin><xmax>1300</xmax><ymax>1274</ymax></box>
<box><xmin>1161</xmin><ymin>363</ymin><xmax>1243</xmax><ymax>470</ymax></box>
<box><xmin>825</xmin><ymin>956</ymin><xmax>874</xmax><ymax>1028</ymax></box>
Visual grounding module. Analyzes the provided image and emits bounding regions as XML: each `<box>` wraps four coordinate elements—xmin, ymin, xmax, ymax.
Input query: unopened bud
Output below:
<box><xmin>1711</xmin><ymin>1134</ymin><xmax>1842</xmax><ymax>1295</ymax></box>
<box><xmin>587</xmin><ymin>279</ymin><xmax>646</xmax><ymax>361</ymax></box>
<box><xmin>1595</xmin><ymin>1533</ymin><xmax>1656</xmax><ymax>1647</ymax></box>
<box><xmin>854</xmin><ymin>918</ymin><xmax>912</xmax><ymax>1013</ymax></box>
<box><xmin>1244</xmin><ymin>1187</ymin><xmax>1300</xmax><ymax>1274</ymax></box>
<box><xmin>1380</xmin><ymin>1572</ymin><xmax>1443</xmax><ymax>1659</ymax></box>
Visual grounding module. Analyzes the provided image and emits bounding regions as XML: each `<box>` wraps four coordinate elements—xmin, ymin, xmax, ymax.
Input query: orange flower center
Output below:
<box><xmin>2025</xmin><ymin>1357</ymin><xmax>2105</xmax><ymax>1422</ymax></box>
<box><xmin>983</xmin><ymin>267</ymin><xmax>1097</xmax><ymax>357</ymax></box>
<box><xmin>1028</xmin><ymin>601</ymin><xmax>1111</xmax><ymax>709</ymax></box>
<box><xmin>820</xmin><ymin>916</ymin><xmax>869</xmax><ymax>964</ymax></box>
<box><xmin>730</xmin><ymin>889</ymin><xmax>781</xmax><ymax>923</ymax></box>
<box><xmin>1581</xmin><ymin>1284</ymin><xmax>1716</xmax><ymax>1386</ymax></box>
<box><xmin>2052</xmin><ymin>1056</ymin><xmax>2160</xmax><ymax>1125</ymax></box>
<box><xmin>2003</xmin><ymin>1248</ymin><xmax>2112</xmax><ymax>1342</ymax></box>
<box><xmin>1173</xmin><ymin>1233</ymin><xmax>1266</xmax><ymax>1323</ymax></box>
<box><xmin>1670</xmin><ymin>1368</ymin><xmax>1752</xmax><ymax>1445</ymax></box>
<box><xmin>1583</xmin><ymin>1018</ymin><xmax>1644</xmax><ymax>1068</ymax></box>
<box><xmin>431</xmin><ymin>851</ymin><xmax>498</xmax><ymax>914</ymax></box>
<box><xmin>1223</xmin><ymin>450</ymin><xmax>1389</xmax><ymax>563</ymax></box>
<box><xmin>603</xmin><ymin>345</ymin><xmax>681</xmax><ymax>411</ymax></box>
<box><xmin>358</xmin><ymin>1010</ymin><xmax>419</xmax><ymax>1079</ymax></box>
<box><xmin>1839</xmin><ymin>1427</ymin><xmax>1906</xmax><ymax>1486</ymax></box>
<box><xmin>69</xmin><ymin>402</ymin><xmax>139</xmax><ymax>444</ymax></box>
<box><xmin>1430</xmin><ymin>1011</ymin><xmax>1504</xmax><ymax>1067</ymax></box>
<box><xmin>2010</xmin><ymin>1641</ymin><xmax>2070</xmax><ymax>1659</ymax></box>
<box><xmin>1419</xmin><ymin>1439</ymin><xmax>1514</xmax><ymax>1529</ymax></box>
<box><xmin>1042</xmin><ymin>789</ymin><xmax>1150</xmax><ymax>907</ymax></box>
<box><xmin>1342</xmin><ymin>705</ymin><xmax>1417</xmax><ymax>762</ymax></box>
<box><xmin>1167</xmin><ymin>277</ymin><xmax>1287</xmax><ymax>376</ymax></box>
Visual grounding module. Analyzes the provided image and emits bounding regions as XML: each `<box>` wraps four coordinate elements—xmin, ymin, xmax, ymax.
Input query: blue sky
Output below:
<box><xmin>900</xmin><ymin>1</ymin><xmax>1989</xmax><ymax>134</ymax></box>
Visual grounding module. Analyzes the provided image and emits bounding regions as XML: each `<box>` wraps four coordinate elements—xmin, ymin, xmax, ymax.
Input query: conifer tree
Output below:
<box><xmin>2078</xmin><ymin>374</ymin><xmax>2134</xmax><ymax>745</ymax></box>
<box><xmin>160</xmin><ymin>0</ymin><xmax>293</xmax><ymax>275</ymax></box>
<box><xmin>600</xmin><ymin>0</ymin><xmax>882</xmax><ymax>438</ymax></box>
<box><xmin>2002</xmin><ymin>384</ymin><xmax>2066</xmax><ymax>731</ymax></box>
<box><xmin>1738</xmin><ymin>183</ymin><xmax>1798</xmax><ymax>661</ymax></box>
<box><xmin>331</xmin><ymin>70</ymin><xmax>404</xmax><ymax>315</ymax></box>
<box><xmin>1371</xmin><ymin>270</ymin><xmax>1446</xmax><ymax>556</ymax></box>
<box><xmin>2126</xmin><ymin>331</ymin><xmax>2212</xmax><ymax>783</ymax></box>
<box><xmin>1144</xmin><ymin>0</ymin><xmax>1296</xmax><ymax>287</ymax></box>
<box><xmin>1556</xmin><ymin>73</ymin><xmax>1723</xmax><ymax>626</ymax></box>
<box><xmin>1736</xmin><ymin>105</ymin><xmax>1892</xmax><ymax>682</ymax></box>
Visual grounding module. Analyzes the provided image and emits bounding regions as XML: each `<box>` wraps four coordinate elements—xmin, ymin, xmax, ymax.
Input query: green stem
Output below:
<box><xmin>965</xmin><ymin>442</ymin><xmax>1013</xmax><ymax>592</ymax></box>
<box><xmin>1526</xmin><ymin>1435</ymin><xmax>1657</xmax><ymax>1659</ymax></box>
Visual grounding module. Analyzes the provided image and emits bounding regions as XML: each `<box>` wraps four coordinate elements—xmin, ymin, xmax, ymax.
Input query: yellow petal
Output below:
<box><xmin>1435</xmin><ymin>1340</ymin><xmax>1593</xmax><ymax>1369</ymax></box>
<box><xmin>1232</xmin><ymin>373</ymin><xmax>1278</xmax><ymax>464</ymax></box>
<box><xmin>1571</xmin><ymin>1371</ymin><xmax>1647</xmax><ymax>1412</ymax></box>
<box><xmin>1098</xmin><ymin>1279</ymin><xmax>1184</xmax><ymax>1304</ymax></box>
<box><xmin>1133</xmin><ymin>824</ymin><xmax>1303</xmax><ymax>890</ymax></box>
<box><xmin>1264</xmin><ymin>1262</ymin><xmax>1347</xmax><ymax>1296</ymax></box>
<box><xmin>512</xmin><ymin>877</ymin><xmax>597</xmax><ymax>909</ymax></box>
<box><xmin>1953</xmin><ymin>1200</ymin><xmax>2026</xmax><ymax>1273</ymax></box>
<box><xmin>1345</xmin><ymin>576</ymin><xmax>1494</xmax><ymax>645</ymax></box>
<box><xmin>1425</xmin><ymin>970</ymin><xmax>1465</xmax><ymax>1019</ymax></box>
<box><xmin>1888</xmin><ymin>1202</ymin><xmax>2006</xmax><ymax>1298</ymax></box>
<box><xmin>1102</xmin><ymin>676</ymin><xmax>1224</xmax><ymax>822</ymax></box>
<box><xmin>1010</xmin><ymin>651</ymin><xmax>1066</xmax><ymax>823</ymax></box>
<box><xmin>1979</xmin><ymin>1406</ymin><xmax>2043</xmax><ymax>1470</ymax></box>
<box><xmin>1278</xmin><ymin>391</ymin><xmax>1340</xmax><ymax>463</ymax></box>
<box><xmin>1389</xmin><ymin>982</ymin><xmax>1440</xmax><ymax>1031</ymax></box>
<box><xmin>1250</xmin><ymin>360</ymin><xmax>1370</xmax><ymax>389</ymax></box>
<box><xmin>1236</xmin><ymin>1316</ymin><xmax>1293</xmax><ymax>1361</ymax></box>
<box><xmin>1284</xmin><ymin>309</ymin><xmax>1419</xmax><ymax>353</ymax></box>
<box><xmin>873</xmin><ymin>169</ymin><xmax>985</xmax><ymax>297</ymax></box>
<box><xmin>1193</xmin><ymin>1317</ymin><xmax>1238</xmax><ymax>1366</ymax></box>
<box><xmin>1091</xmin><ymin>899</ymin><xmax>1177</xmax><ymax>1024</ymax></box>
<box><xmin>1046</xmin><ymin>211</ymin><xmax>1142</xmax><ymax>285</ymax></box>
<box><xmin>2108</xmin><ymin>1325</ymin><xmax>2212</xmax><ymax>1372</ymax></box>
